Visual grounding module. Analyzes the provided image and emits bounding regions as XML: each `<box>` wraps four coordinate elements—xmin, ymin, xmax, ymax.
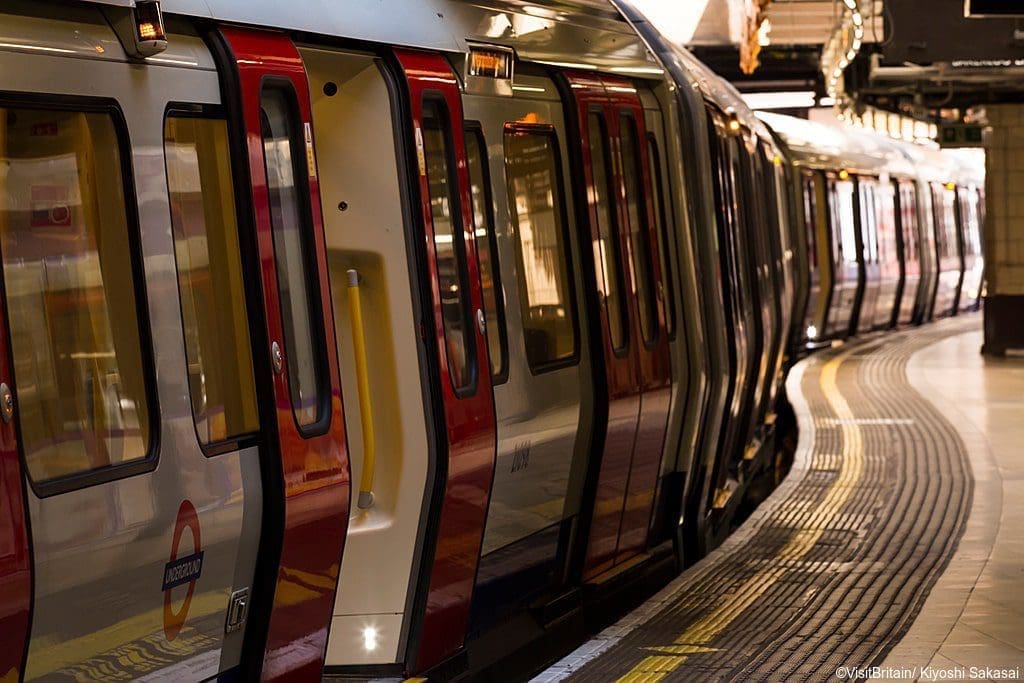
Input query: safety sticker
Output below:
<box><xmin>163</xmin><ymin>499</ymin><xmax>203</xmax><ymax>641</ymax></box>
<box><xmin>415</xmin><ymin>125</ymin><xmax>426</xmax><ymax>177</ymax></box>
<box><xmin>305</xmin><ymin>121</ymin><xmax>318</xmax><ymax>179</ymax></box>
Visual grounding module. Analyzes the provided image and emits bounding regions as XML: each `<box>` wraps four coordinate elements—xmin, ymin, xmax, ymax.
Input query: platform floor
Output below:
<box><xmin>535</xmin><ymin>314</ymin><xmax>1024</xmax><ymax>682</ymax></box>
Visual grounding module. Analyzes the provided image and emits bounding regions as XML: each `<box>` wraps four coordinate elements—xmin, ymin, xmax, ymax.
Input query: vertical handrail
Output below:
<box><xmin>347</xmin><ymin>269</ymin><xmax>376</xmax><ymax>509</ymax></box>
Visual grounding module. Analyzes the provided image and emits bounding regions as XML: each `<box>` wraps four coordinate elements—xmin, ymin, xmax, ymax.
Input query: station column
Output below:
<box><xmin>982</xmin><ymin>104</ymin><xmax>1024</xmax><ymax>356</ymax></box>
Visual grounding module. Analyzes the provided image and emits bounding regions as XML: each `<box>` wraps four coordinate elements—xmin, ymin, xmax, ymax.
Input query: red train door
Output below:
<box><xmin>566</xmin><ymin>73</ymin><xmax>672</xmax><ymax>579</ymax></box>
<box><xmin>0</xmin><ymin>316</ymin><xmax>29</xmax><ymax>683</ymax></box>
<box><xmin>217</xmin><ymin>28</ymin><xmax>351</xmax><ymax>681</ymax></box>
<box><xmin>392</xmin><ymin>50</ymin><xmax>497</xmax><ymax>673</ymax></box>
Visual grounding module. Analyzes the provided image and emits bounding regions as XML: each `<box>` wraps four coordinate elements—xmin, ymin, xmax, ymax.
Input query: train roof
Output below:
<box><xmin>757</xmin><ymin>111</ymin><xmax>915</xmax><ymax>178</ymax></box>
<box><xmin>73</xmin><ymin>0</ymin><xmax>662</xmax><ymax>74</ymax></box>
<box><xmin>611</xmin><ymin>2</ymin><xmax>778</xmax><ymax>150</ymax></box>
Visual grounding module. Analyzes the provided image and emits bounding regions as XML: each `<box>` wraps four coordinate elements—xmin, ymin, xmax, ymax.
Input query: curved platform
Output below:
<box><xmin>535</xmin><ymin>316</ymin><xmax>1000</xmax><ymax>682</ymax></box>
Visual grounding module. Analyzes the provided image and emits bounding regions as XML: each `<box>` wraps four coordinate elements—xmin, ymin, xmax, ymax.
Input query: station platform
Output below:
<box><xmin>534</xmin><ymin>314</ymin><xmax>1024</xmax><ymax>682</ymax></box>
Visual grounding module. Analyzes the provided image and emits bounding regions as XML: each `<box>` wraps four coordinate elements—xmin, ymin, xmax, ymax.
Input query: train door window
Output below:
<box><xmin>898</xmin><ymin>181</ymin><xmax>918</xmax><ymax>262</ymax></box>
<box><xmin>858</xmin><ymin>180</ymin><xmax>879</xmax><ymax>264</ymax></box>
<box><xmin>619</xmin><ymin>114</ymin><xmax>658</xmax><ymax>345</ymax></box>
<box><xmin>876</xmin><ymin>182</ymin><xmax>897</xmax><ymax>265</ymax></box>
<box><xmin>465</xmin><ymin>126</ymin><xmax>507</xmax><ymax>381</ymax></box>
<box><xmin>586</xmin><ymin>112</ymin><xmax>628</xmax><ymax>353</ymax></box>
<box><xmin>422</xmin><ymin>97</ymin><xmax>476</xmax><ymax>392</ymax></box>
<box><xmin>802</xmin><ymin>172</ymin><xmax>818</xmax><ymax>272</ymax></box>
<box><xmin>932</xmin><ymin>183</ymin><xmax>957</xmax><ymax>260</ymax></box>
<box><xmin>646</xmin><ymin>135</ymin><xmax>676</xmax><ymax>339</ymax></box>
<box><xmin>0</xmin><ymin>106</ymin><xmax>152</xmax><ymax>485</ymax></box>
<box><xmin>260</xmin><ymin>85</ymin><xmax>329</xmax><ymax>429</ymax></box>
<box><xmin>834</xmin><ymin>179</ymin><xmax>858</xmax><ymax>265</ymax></box>
<box><xmin>958</xmin><ymin>190</ymin><xmax>972</xmax><ymax>256</ymax></box>
<box><xmin>960</xmin><ymin>188</ymin><xmax>981</xmax><ymax>256</ymax></box>
<box><xmin>504</xmin><ymin>125</ymin><xmax>578</xmax><ymax>370</ymax></box>
<box><xmin>165</xmin><ymin>114</ymin><xmax>259</xmax><ymax>448</ymax></box>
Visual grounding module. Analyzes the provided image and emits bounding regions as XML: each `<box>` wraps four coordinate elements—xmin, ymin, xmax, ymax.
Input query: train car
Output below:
<box><xmin>760</xmin><ymin>114</ymin><xmax>889</xmax><ymax>344</ymax></box>
<box><xmin>951</xmin><ymin>150</ymin><xmax>985</xmax><ymax>312</ymax></box>
<box><xmin>617</xmin><ymin>11</ymin><xmax>797</xmax><ymax>554</ymax></box>
<box><xmin>0</xmin><ymin>0</ymin><xmax>738</xmax><ymax>680</ymax></box>
<box><xmin>898</xmin><ymin>144</ymin><xmax>953</xmax><ymax>322</ymax></box>
<box><xmin>0</xmin><ymin>2</ymin><xmax>982</xmax><ymax>681</ymax></box>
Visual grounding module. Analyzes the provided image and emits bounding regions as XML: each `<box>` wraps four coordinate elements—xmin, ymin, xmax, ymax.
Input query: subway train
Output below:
<box><xmin>0</xmin><ymin>1</ymin><xmax>984</xmax><ymax>681</ymax></box>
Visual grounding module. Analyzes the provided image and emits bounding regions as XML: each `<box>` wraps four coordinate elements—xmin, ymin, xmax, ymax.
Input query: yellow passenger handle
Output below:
<box><xmin>347</xmin><ymin>269</ymin><xmax>376</xmax><ymax>510</ymax></box>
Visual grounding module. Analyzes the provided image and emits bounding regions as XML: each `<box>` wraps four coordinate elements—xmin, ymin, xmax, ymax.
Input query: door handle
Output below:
<box><xmin>476</xmin><ymin>308</ymin><xmax>486</xmax><ymax>336</ymax></box>
<box><xmin>348</xmin><ymin>269</ymin><xmax>376</xmax><ymax>510</ymax></box>
<box><xmin>271</xmin><ymin>341</ymin><xmax>284</xmax><ymax>375</ymax></box>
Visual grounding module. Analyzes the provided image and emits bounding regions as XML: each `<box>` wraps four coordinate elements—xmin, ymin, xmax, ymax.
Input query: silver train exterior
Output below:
<box><xmin>0</xmin><ymin>1</ymin><xmax>983</xmax><ymax>681</ymax></box>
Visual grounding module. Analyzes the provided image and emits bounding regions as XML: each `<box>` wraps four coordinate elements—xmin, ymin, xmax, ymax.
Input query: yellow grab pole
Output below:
<box><xmin>347</xmin><ymin>269</ymin><xmax>376</xmax><ymax>509</ymax></box>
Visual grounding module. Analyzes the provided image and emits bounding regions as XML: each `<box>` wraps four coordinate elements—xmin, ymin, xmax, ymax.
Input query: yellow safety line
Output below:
<box><xmin>616</xmin><ymin>349</ymin><xmax>864</xmax><ymax>682</ymax></box>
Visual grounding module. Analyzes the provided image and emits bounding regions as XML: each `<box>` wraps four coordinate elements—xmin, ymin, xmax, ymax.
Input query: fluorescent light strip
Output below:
<box><xmin>742</xmin><ymin>90</ymin><xmax>817</xmax><ymax>111</ymax></box>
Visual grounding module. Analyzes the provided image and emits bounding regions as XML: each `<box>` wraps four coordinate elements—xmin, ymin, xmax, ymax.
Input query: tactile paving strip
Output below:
<box><xmin>535</xmin><ymin>317</ymin><xmax>977</xmax><ymax>682</ymax></box>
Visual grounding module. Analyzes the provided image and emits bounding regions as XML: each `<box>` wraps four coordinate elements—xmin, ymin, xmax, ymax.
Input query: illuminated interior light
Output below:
<box><xmin>0</xmin><ymin>42</ymin><xmax>76</xmax><ymax>54</ymax></box>
<box><xmin>609</xmin><ymin>65</ymin><xmax>665</xmax><ymax>75</ymax></box>
<box><xmin>820</xmin><ymin>96</ymin><xmax>837</xmax><ymax>106</ymax></box>
<box><xmin>945</xmin><ymin>181</ymin><xmax>956</xmax><ymax>190</ymax></box>
<box><xmin>839</xmin><ymin>169</ymin><xmax>850</xmax><ymax>180</ymax></box>
<box><xmin>807</xmin><ymin>325</ymin><xmax>818</xmax><ymax>339</ymax></box>
<box><xmin>741</xmin><ymin>90</ymin><xmax>816</xmax><ymax>110</ymax></box>
<box><xmin>537</xmin><ymin>60</ymin><xmax>598</xmax><ymax>70</ymax></box>
<box><xmin>363</xmin><ymin>627</ymin><xmax>378</xmax><ymax>651</ymax></box>
<box><xmin>728</xmin><ymin>117</ymin><xmax>741</xmax><ymax>132</ymax></box>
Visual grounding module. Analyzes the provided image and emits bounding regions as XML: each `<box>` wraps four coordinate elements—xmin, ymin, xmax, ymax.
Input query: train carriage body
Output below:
<box><xmin>0</xmin><ymin>2</ymin><xmax>984</xmax><ymax>682</ymax></box>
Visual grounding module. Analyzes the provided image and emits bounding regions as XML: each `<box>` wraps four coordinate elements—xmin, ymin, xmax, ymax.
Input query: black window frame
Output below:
<box><xmin>463</xmin><ymin>121</ymin><xmax>510</xmax><ymax>385</ymax></box>
<box><xmin>617</xmin><ymin>110</ymin><xmax>660</xmax><ymax>348</ymax></box>
<box><xmin>0</xmin><ymin>92</ymin><xmax>161</xmax><ymax>498</ymax></box>
<box><xmin>258</xmin><ymin>79</ymin><xmax>333</xmax><ymax>437</ymax></box>
<box><xmin>503</xmin><ymin>121</ymin><xmax>582</xmax><ymax>374</ymax></box>
<box><xmin>586</xmin><ymin>107</ymin><xmax>631</xmax><ymax>357</ymax></box>
<box><xmin>420</xmin><ymin>93</ymin><xmax>479</xmax><ymax>398</ymax></box>
<box><xmin>163</xmin><ymin>103</ymin><xmax>261</xmax><ymax>458</ymax></box>
<box><xmin>645</xmin><ymin>132</ymin><xmax>677</xmax><ymax>342</ymax></box>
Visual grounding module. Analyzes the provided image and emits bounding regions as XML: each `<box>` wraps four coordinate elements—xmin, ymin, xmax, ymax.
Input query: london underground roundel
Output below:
<box><xmin>162</xmin><ymin>500</ymin><xmax>204</xmax><ymax>641</ymax></box>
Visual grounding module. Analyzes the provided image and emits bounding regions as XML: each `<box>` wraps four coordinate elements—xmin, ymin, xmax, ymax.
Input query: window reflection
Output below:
<box><xmin>646</xmin><ymin>137</ymin><xmax>676</xmax><ymax>338</ymax></box>
<box><xmin>261</xmin><ymin>87</ymin><xmax>326</xmax><ymax>428</ymax></box>
<box><xmin>620</xmin><ymin>115</ymin><xmax>657</xmax><ymax>345</ymax></box>
<box><xmin>423</xmin><ymin>99</ymin><xmax>474</xmax><ymax>391</ymax></box>
<box><xmin>166</xmin><ymin>115</ymin><xmax>259</xmax><ymax>446</ymax></box>
<box><xmin>586</xmin><ymin>113</ymin><xmax>627</xmax><ymax>352</ymax></box>
<box><xmin>0</xmin><ymin>108</ymin><xmax>150</xmax><ymax>483</ymax></box>
<box><xmin>899</xmin><ymin>182</ymin><xmax>918</xmax><ymax>262</ymax></box>
<box><xmin>834</xmin><ymin>179</ymin><xmax>859</xmax><ymax>265</ymax></box>
<box><xmin>505</xmin><ymin>126</ymin><xmax>577</xmax><ymax>369</ymax></box>
<box><xmin>465</xmin><ymin>129</ymin><xmax>505</xmax><ymax>379</ymax></box>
